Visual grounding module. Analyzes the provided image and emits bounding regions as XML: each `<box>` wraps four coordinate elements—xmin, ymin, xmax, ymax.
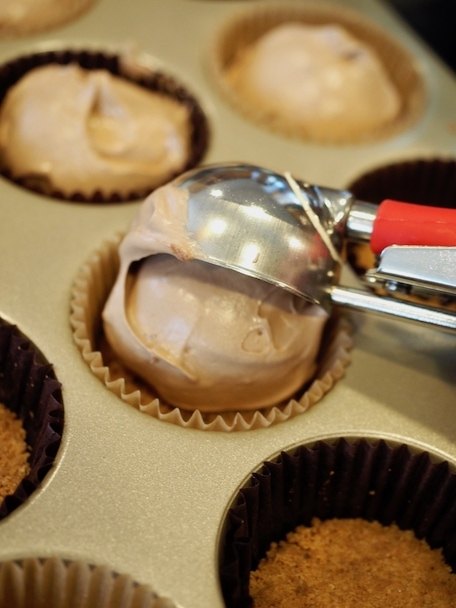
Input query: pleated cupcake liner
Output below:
<box><xmin>69</xmin><ymin>235</ymin><xmax>353</xmax><ymax>432</ymax></box>
<box><xmin>0</xmin><ymin>318</ymin><xmax>64</xmax><ymax>521</ymax></box>
<box><xmin>0</xmin><ymin>557</ymin><xmax>175</xmax><ymax>608</ymax></box>
<box><xmin>218</xmin><ymin>436</ymin><xmax>456</xmax><ymax>607</ymax></box>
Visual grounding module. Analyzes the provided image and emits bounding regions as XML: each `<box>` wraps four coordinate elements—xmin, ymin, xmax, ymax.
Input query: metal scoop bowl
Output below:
<box><xmin>173</xmin><ymin>162</ymin><xmax>456</xmax><ymax>332</ymax></box>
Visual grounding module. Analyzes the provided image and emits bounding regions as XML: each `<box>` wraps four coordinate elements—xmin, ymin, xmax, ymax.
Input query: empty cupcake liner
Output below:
<box><xmin>0</xmin><ymin>318</ymin><xmax>64</xmax><ymax>521</ymax></box>
<box><xmin>69</xmin><ymin>235</ymin><xmax>353</xmax><ymax>432</ymax></box>
<box><xmin>218</xmin><ymin>436</ymin><xmax>456</xmax><ymax>607</ymax></box>
<box><xmin>0</xmin><ymin>557</ymin><xmax>175</xmax><ymax>608</ymax></box>
<box><xmin>348</xmin><ymin>157</ymin><xmax>456</xmax><ymax>208</ymax></box>
<box><xmin>209</xmin><ymin>1</ymin><xmax>425</xmax><ymax>144</ymax></box>
<box><xmin>0</xmin><ymin>0</ymin><xmax>96</xmax><ymax>38</ymax></box>
<box><xmin>0</xmin><ymin>48</ymin><xmax>209</xmax><ymax>203</ymax></box>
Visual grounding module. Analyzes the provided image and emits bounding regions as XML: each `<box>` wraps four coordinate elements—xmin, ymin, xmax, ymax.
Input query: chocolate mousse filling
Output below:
<box><xmin>0</xmin><ymin>49</ymin><xmax>209</xmax><ymax>202</ymax></box>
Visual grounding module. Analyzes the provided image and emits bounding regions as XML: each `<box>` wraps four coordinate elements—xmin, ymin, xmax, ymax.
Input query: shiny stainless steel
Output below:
<box><xmin>330</xmin><ymin>285</ymin><xmax>456</xmax><ymax>331</ymax></box>
<box><xmin>345</xmin><ymin>199</ymin><xmax>378</xmax><ymax>242</ymax></box>
<box><xmin>366</xmin><ymin>246</ymin><xmax>456</xmax><ymax>297</ymax></box>
<box><xmin>176</xmin><ymin>162</ymin><xmax>354</xmax><ymax>306</ymax></box>
<box><xmin>176</xmin><ymin>163</ymin><xmax>456</xmax><ymax>330</ymax></box>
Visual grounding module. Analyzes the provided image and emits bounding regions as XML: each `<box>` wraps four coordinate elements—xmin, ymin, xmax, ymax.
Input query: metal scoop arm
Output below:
<box><xmin>174</xmin><ymin>163</ymin><xmax>456</xmax><ymax>332</ymax></box>
<box><xmin>329</xmin><ymin>285</ymin><xmax>456</xmax><ymax>332</ymax></box>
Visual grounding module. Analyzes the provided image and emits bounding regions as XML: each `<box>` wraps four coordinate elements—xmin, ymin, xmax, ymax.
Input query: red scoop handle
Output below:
<box><xmin>371</xmin><ymin>199</ymin><xmax>456</xmax><ymax>254</ymax></box>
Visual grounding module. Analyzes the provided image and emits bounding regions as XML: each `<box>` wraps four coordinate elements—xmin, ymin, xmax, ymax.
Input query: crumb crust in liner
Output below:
<box><xmin>0</xmin><ymin>557</ymin><xmax>176</xmax><ymax>608</ymax></box>
<box><xmin>0</xmin><ymin>49</ymin><xmax>209</xmax><ymax>203</ymax></box>
<box><xmin>250</xmin><ymin>518</ymin><xmax>456</xmax><ymax>607</ymax></box>
<box><xmin>218</xmin><ymin>437</ymin><xmax>456</xmax><ymax>607</ymax></box>
<box><xmin>69</xmin><ymin>235</ymin><xmax>353</xmax><ymax>432</ymax></box>
<box><xmin>0</xmin><ymin>404</ymin><xmax>29</xmax><ymax>502</ymax></box>
<box><xmin>0</xmin><ymin>318</ymin><xmax>64</xmax><ymax>521</ymax></box>
<box><xmin>209</xmin><ymin>1</ymin><xmax>426</xmax><ymax>144</ymax></box>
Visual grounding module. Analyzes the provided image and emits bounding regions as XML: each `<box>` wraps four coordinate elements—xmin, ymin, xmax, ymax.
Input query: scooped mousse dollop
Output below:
<box><xmin>0</xmin><ymin>64</ymin><xmax>190</xmax><ymax>197</ymax></box>
<box><xmin>102</xmin><ymin>181</ymin><xmax>328</xmax><ymax>412</ymax></box>
<box><xmin>225</xmin><ymin>23</ymin><xmax>401</xmax><ymax>140</ymax></box>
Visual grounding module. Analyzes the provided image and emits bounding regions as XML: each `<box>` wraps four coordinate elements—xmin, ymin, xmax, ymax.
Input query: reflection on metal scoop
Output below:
<box><xmin>173</xmin><ymin>163</ymin><xmax>456</xmax><ymax>331</ymax></box>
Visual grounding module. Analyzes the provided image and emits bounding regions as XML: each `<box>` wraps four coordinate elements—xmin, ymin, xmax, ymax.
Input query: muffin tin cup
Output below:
<box><xmin>0</xmin><ymin>319</ymin><xmax>64</xmax><ymax>521</ymax></box>
<box><xmin>0</xmin><ymin>49</ymin><xmax>210</xmax><ymax>203</ymax></box>
<box><xmin>0</xmin><ymin>557</ymin><xmax>175</xmax><ymax>608</ymax></box>
<box><xmin>218</xmin><ymin>436</ymin><xmax>456</xmax><ymax>607</ymax></box>
<box><xmin>209</xmin><ymin>0</ymin><xmax>425</xmax><ymax>144</ymax></box>
<box><xmin>69</xmin><ymin>235</ymin><xmax>353</xmax><ymax>432</ymax></box>
<box><xmin>0</xmin><ymin>0</ymin><xmax>96</xmax><ymax>38</ymax></box>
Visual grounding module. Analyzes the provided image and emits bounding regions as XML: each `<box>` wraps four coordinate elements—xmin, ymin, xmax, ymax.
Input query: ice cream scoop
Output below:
<box><xmin>102</xmin><ymin>179</ymin><xmax>329</xmax><ymax>411</ymax></box>
<box><xmin>170</xmin><ymin>163</ymin><xmax>456</xmax><ymax>331</ymax></box>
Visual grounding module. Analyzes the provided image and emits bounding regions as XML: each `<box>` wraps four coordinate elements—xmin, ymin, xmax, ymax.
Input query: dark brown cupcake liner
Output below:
<box><xmin>0</xmin><ymin>318</ymin><xmax>64</xmax><ymax>521</ymax></box>
<box><xmin>0</xmin><ymin>49</ymin><xmax>210</xmax><ymax>203</ymax></box>
<box><xmin>0</xmin><ymin>557</ymin><xmax>175</xmax><ymax>608</ymax></box>
<box><xmin>218</xmin><ymin>436</ymin><xmax>456</xmax><ymax>607</ymax></box>
<box><xmin>345</xmin><ymin>157</ymin><xmax>456</xmax><ymax>309</ymax></box>
<box><xmin>348</xmin><ymin>157</ymin><xmax>456</xmax><ymax>208</ymax></box>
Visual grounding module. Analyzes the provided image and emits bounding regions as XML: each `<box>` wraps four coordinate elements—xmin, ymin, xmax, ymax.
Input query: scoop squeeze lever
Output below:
<box><xmin>173</xmin><ymin>163</ymin><xmax>456</xmax><ymax>332</ymax></box>
<box><xmin>347</xmin><ymin>198</ymin><xmax>456</xmax><ymax>253</ymax></box>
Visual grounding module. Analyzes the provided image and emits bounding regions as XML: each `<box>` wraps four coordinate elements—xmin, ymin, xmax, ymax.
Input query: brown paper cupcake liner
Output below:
<box><xmin>0</xmin><ymin>1</ymin><xmax>96</xmax><ymax>38</ymax></box>
<box><xmin>0</xmin><ymin>557</ymin><xmax>175</xmax><ymax>608</ymax></box>
<box><xmin>345</xmin><ymin>157</ymin><xmax>456</xmax><ymax>309</ymax></box>
<box><xmin>0</xmin><ymin>49</ymin><xmax>209</xmax><ymax>203</ymax></box>
<box><xmin>0</xmin><ymin>318</ymin><xmax>64</xmax><ymax>521</ymax></box>
<box><xmin>209</xmin><ymin>1</ymin><xmax>425</xmax><ymax>144</ymax></box>
<box><xmin>69</xmin><ymin>235</ymin><xmax>353</xmax><ymax>432</ymax></box>
<box><xmin>218</xmin><ymin>436</ymin><xmax>456</xmax><ymax>607</ymax></box>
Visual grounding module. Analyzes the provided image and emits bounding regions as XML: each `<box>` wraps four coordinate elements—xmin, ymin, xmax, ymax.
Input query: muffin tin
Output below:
<box><xmin>0</xmin><ymin>1</ymin><xmax>455</xmax><ymax>607</ymax></box>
